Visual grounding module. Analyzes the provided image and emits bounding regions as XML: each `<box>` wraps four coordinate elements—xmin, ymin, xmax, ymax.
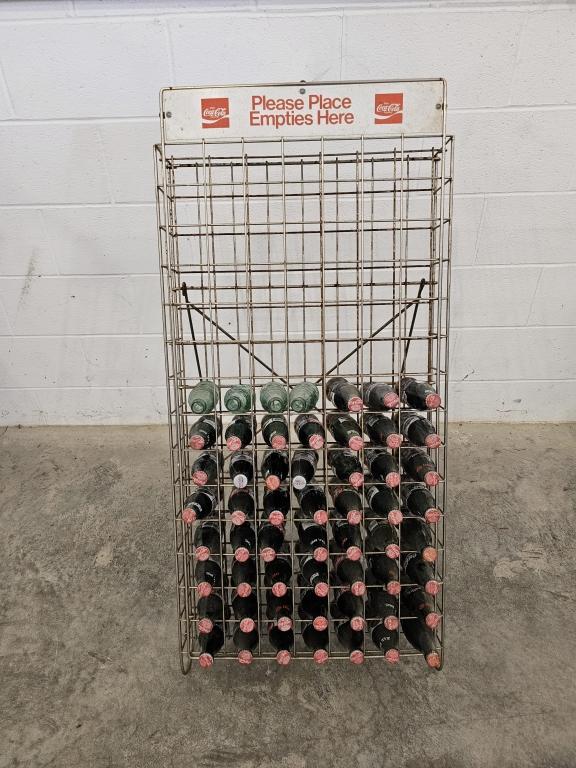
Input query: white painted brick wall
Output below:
<box><xmin>0</xmin><ymin>0</ymin><xmax>574</xmax><ymax>424</ymax></box>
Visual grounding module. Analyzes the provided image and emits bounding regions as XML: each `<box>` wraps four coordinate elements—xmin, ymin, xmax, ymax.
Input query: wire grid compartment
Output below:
<box><xmin>155</xmin><ymin>81</ymin><xmax>453</xmax><ymax>671</ymax></box>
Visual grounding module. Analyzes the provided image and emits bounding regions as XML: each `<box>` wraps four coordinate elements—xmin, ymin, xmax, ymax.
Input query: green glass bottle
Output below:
<box><xmin>260</xmin><ymin>382</ymin><xmax>288</xmax><ymax>413</ymax></box>
<box><xmin>290</xmin><ymin>382</ymin><xmax>319</xmax><ymax>413</ymax></box>
<box><xmin>224</xmin><ymin>384</ymin><xmax>253</xmax><ymax>413</ymax></box>
<box><xmin>187</xmin><ymin>380</ymin><xmax>219</xmax><ymax>414</ymax></box>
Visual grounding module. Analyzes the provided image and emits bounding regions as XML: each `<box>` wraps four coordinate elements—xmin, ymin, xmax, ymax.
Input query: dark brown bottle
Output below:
<box><xmin>365</xmin><ymin>519</ymin><xmax>400</xmax><ymax>560</ymax></box>
<box><xmin>198</xmin><ymin>624</ymin><xmax>225</xmax><ymax>667</ymax></box>
<box><xmin>230</xmin><ymin>522</ymin><xmax>256</xmax><ymax>563</ymax></box>
<box><xmin>233</xmin><ymin>625</ymin><xmax>259</xmax><ymax>665</ymax></box>
<box><xmin>366</xmin><ymin>590</ymin><xmax>399</xmax><ymax>631</ymax></box>
<box><xmin>402</xmin><ymin>552</ymin><xmax>440</xmax><ymax>596</ymax></box>
<box><xmin>365</xmin><ymin>483</ymin><xmax>403</xmax><ymax>526</ymax></box>
<box><xmin>363</xmin><ymin>413</ymin><xmax>403</xmax><ymax>449</ymax></box>
<box><xmin>269</xmin><ymin>625</ymin><xmax>294</xmax><ymax>665</ymax></box>
<box><xmin>182</xmin><ymin>486</ymin><xmax>217</xmax><ymax>525</ymax></box>
<box><xmin>225</xmin><ymin>415</ymin><xmax>253</xmax><ymax>451</ymax></box>
<box><xmin>298</xmin><ymin>589</ymin><xmax>329</xmax><ymax>631</ymax></box>
<box><xmin>401</xmin><ymin>378</ymin><xmax>441</xmax><ymax>410</ymax></box>
<box><xmin>231</xmin><ymin>592</ymin><xmax>258</xmax><ymax>634</ymax></box>
<box><xmin>361</xmin><ymin>381</ymin><xmax>399</xmax><ymax>410</ymax></box>
<box><xmin>401</xmin><ymin>448</ymin><xmax>440</xmax><ymax>487</ymax></box>
<box><xmin>266</xmin><ymin>589</ymin><xmax>293</xmax><ymax>632</ymax></box>
<box><xmin>264</xmin><ymin>555</ymin><xmax>292</xmax><ymax>598</ymax></box>
<box><xmin>326</xmin><ymin>413</ymin><xmax>364</xmax><ymax>451</ymax></box>
<box><xmin>257</xmin><ymin>522</ymin><xmax>285</xmax><ymax>562</ymax></box>
<box><xmin>401</xmin><ymin>516</ymin><xmax>437</xmax><ymax>563</ymax></box>
<box><xmin>229</xmin><ymin>451</ymin><xmax>254</xmax><ymax>489</ymax></box>
<box><xmin>333</xmin><ymin>556</ymin><xmax>365</xmax><ymax>596</ymax></box>
<box><xmin>401</xmin><ymin>616</ymin><xmax>441</xmax><ymax>668</ymax></box>
<box><xmin>366</xmin><ymin>558</ymin><xmax>401</xmax><ymax>595</ymax></box>
<box><xmin>197</xmin><ymin>593</ymin><xmax>226</xmax><ymax>635</ymax></box>
<box><xmin>336</xmin><ymin>620</ymin><xmax>365</xmax><ymax>664</ymax></box>
<box><xmin>331</xmin><ymin>589</ymin><xmax>365</xmax><ymax>631</ymax></box>
<box><xmin>326</xmin><ymin>376</ymin><xmax>363</xmax><ymax>413</ymax></box>
<box><xmin>294</xmin><ymin>413</ymin><xmax>325</xmax><ymax>450</ymax></box>
<box><xmin>191</xmin><ymin>451</ymin><xmax>221</xmax><ymax>486</ymax></box>
<box><xmin>302</xmin><ymin>624</ymin><xmax>330</xmax><ymax>664</ymax></box>
<box><xmin>291</xmin><ymin>449</ymin><xmax>318</xmax><ymax>491</ymax></box>
<box><xmin>195</xmin><ymin>558</ymin><xmax>223</xmax><ymax>598</ymax></box>
<box><xmin>397</xmin><ymin>411</ymin><xmax>441</xmax><ymax>449</ymax></box>
<box><xmin>231</xmin><ymin>557</ymin><xmax>256</xmax><ymax>598</ymax></box>
<box><xmin>261</xmin><ymin>414</ymin><xmax>289</xmax><ymax>449</ymax></box>
<box><xmin>331</xmin><ymin>519</ymin><xmax>363</xmax><ymax>561</ymax></box>
<box><xmin>401</xmin><ymin>584</ymin><xmax>441</xmax><ymax>630</ymax></box>
<box><xmin>364</xmin><ymin>448</ymin><xmax>401</xmax><ymax>489</ymax></box>
<box><xmin>263</xmin><ymin>487</ymin><xmax>290</xmax><ymax>527</ymax></box>
<box><xmin>296</xmin><ymin>484</ymin><xmax>328</xmax><ymax>525</ymax></box>
<box><xmin>193</xmin><ymin>521</ymin><xmax>222</xmax><ymax>561</ymax></box>
<box><xmin>370</xmin><ymin>622</ymin><xmax>400</xmax><ymax>663</ymax></box>
<box><xmin>401</xmin><ymin>483</ymin><xmax>441</xmax><ymax>524</ymax></box>
<box><xmin>228</xmin><ymin>487</ymin><xmax>255</xmax><ymax>526</ymax></box>
<box><xmin>330</xmin><ymin>483</ymin><xmax>363</xmax><ymax>525</ymax></box>
<box><xmin>299</xmin><ymin>555</ymin><xmax>329</xmax><ymax>597</ymax></box>
<box><xmin>261</xmin><ymin>449</ymin><xmax>289</xmax><ymax>490</ymax></box>
<box><xmin>297</xmin><ymin>521</ymin><xmax>328</xmax><ymax>562</ymax></box>
<box><xmin>328</xmin><ymin>449</ymin><xmax>364</xmax><ymax>488</ymax></box>
<box><xmin>188</xmin><ymin>415</ymin><xmax>220</xmax><ymax>450</ymax></box>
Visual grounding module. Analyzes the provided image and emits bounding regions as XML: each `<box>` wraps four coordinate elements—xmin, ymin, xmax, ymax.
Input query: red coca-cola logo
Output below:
<box><xmin>201</xmin><ymin>97</ymin><xmax>230</xmax><ymax>129</ymax></box>
<box><xmin>375</xmin><ymin>93</ymin><xmax>403</xmax><ymax>125</ymax></box>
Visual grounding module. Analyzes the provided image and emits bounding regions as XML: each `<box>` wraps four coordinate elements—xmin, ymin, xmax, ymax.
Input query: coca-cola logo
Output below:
<box><xmin>201</xmin><ymin>97</ymin><xmax>230</xmax><ymax>128</ymax></box>
<box><xmin>374</xmin><ymin>93</ymin><xmax>403</xmax><ymax>125</ymax></box>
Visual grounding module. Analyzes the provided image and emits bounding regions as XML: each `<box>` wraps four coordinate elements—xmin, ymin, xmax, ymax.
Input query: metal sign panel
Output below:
<box><xmin>161</xmin><ymin>79</ymin><xmax>446</xmax><ymax>142</ymax></box>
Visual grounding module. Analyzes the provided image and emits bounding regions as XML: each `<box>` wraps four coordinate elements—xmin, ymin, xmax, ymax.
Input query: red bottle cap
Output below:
<box><xmin>271</xmin><ymin>582</ymin><xmax>287</xmax><ymax>598</ymax></box>
<box><xmin>271</xmin><ymin>435</ymin><xmax>287</xmax><ymax>449</ymax></box>
<box><xmin>384</xmin><ymin>615</ymin><xmax>399</xmax><ymax>631</ymax></box>
<box><xmin>425</xmin><ymin>508</ymin><xmax>441</xmax><ymax>524</ymax></box>
<box><xmin>313</xmin><ymin>616</ymin><xmax>328</xmax><ymax>631</ymax></box>
<box><xmin>276</xmin><ymin>650</ymin><xmax>292</xmax><ymax>665</ymax></box>
<box><xmin>425</xmin><ymin>434</ymin><xmax>442</xmax><ymax>449</ymax></box>
<box><xmin>189</xmin><ymin>435</ymin><xmax>205</xmax><ymax>450</ymax></box>
<box><xmin>226</xmin><ymin>436</ymin><xmax>242</xmax><ymax>451</ymax></box>
<box><xmin>425</xmin><ymin>393</ymin><xmax>441</xmax><ymax>409</ymax></box>
<box><xmin>426</xmin><ymin>612</ymin><xmax>441</xmax><ymax>630</ymax></box>
<box><xmin>351</xmin><ymin>581</ymin><xmax>366</xmax><ymax>597</ymax></box>
<box><xmin>388</xmin><ymin>509</ymin><xmax>403</xmax><ymax>526</ymax></box>
<box><xmin>349</xmin><ymin>472</ymin><xmax>364</xmax><ymax>489</ymax></box>
<box><xmin>240</xmin><ymin>617</ymin><xmax>255</xmax><ymax>633</ymax></box>
<box><xmin>268</xmin><ymin>510</ymin><xmax>285</xmax><ymax>527</ymax></box>
<box><xmin>238</xmin><ymin>650</ymin><xmax>253</xmax><ymax>665</ymax></box>
<box><xmin>236</xmin><ymin>582</ymin><xmax>252</xmax><ymax>598</ymax></box>
<box><xmin>198</xmin><ymin>618</ymin><xmax>213</xmax><ymax>634</ymax></box>
<box><xmin>194</xmin><ymin>545</ymin><xmax>211</xmax><ymax>562</ymax></box>
<box><xmin>348</xmin><ymin>435</ymin><xmax>364</xmax><ymax>451</ymax></box>
<box><xmin>385</xmin><ymin>543</ymin><xmax>400</xmax><ymax>560</ymax></box>
<box><xmin>383</xmin><ymin>392</ymin><xmax>400</xmax><ymax>409</ymax></box>
<box><xmin>346</xmin><ymin>546</ymin><xmax>362</xmax><ymax>562</ymax></box>
<box><xmin>234</xmin><ymin>547</ymin><xmax>250</xmax><ymax>563</ymax></box>
<box><xmin>313</xmin><ymin>648</ymin><xmax>329</xmax><ymax>664</ymax></box>
<box><xmin>192</xmin><ymin>470</ymin><xmax>208</xmax><ymax>486</ymax></box>
<box><xmin>261</xmin><ymin>547</ymin><xmax>276</xmax><ymax>563</ymax></box>
<box><xmin>387</xmin><ymin>580</ymin><xmax>401</xmax><ymax>596</ymax></box>
<box><xmin>265</xmin><ymin>475</ymin><xmax>280</xmax><ymax>491</ymax></box>
<box><xmin>424</xmin><ymin>471</ymin><xmax>440</xmax><ymax>487</ymax></box>
<box><xmin>197</xmin><ymin>581</ymin><xmax>212</xmax><ymax>598</ymax></box>
<box><xmin>386</xmin><ymin>433</ymin><xmax>403</xmax><ymax>449</ymax></box>
<box><xmin>309</xmin><ymin>434</ymin><xmax>324</xmax><ymax>450</ymax></box>
<box><xmin>385</xmin><ymin>648</ymin><xmax>400</xmax><ymax>664</ymax></box>
<box><xmin>350</xmin><ymin>616</ymin><xmax>364</xmax><ymax>632</ymax></box>
<box><xmin>349</xmin><ymin>649</ymin><xmax>365</xmax><ymax>665</ymax></box>
<box><xmin>425</xmin><ymin>580</ymin><xmax>440</xmax><ymax>596</ymax></box>
<box><xmin>314</xmin><ymin>582</ymin><xmax>329</xmax><ymax>598</ymax></box>
<box><xmin>278</xmin><ymin>616</ymin><xmax>292</xmax><ymax>632</ymax></box>
<box><xmin>313</xmin><ymin>509</ymin><xmax>329</xmax><ymax>526</ymax></box>
<box><xmin>426</xmin><ymin>651</ymin><xmax>441</xmax><ymax>669</ymax></box>
<box><xmin>347</xmin><ymin>509</ymin><xmax>362</xmax><ymax>525</ymax></box>
<box><xmin>422</xmin><ymin>546</ymin><xmax>437</xmax><ymax>563</ymax></box>
<box><xmin>385</xmin><ymin>471</ymin><xmax>401</xmax><ymax>489</ymax></box>
<box><xmin>313</xmin><ymin>546</ymin><xmax>329</xmax><ymax>563</ymax></box>
<box><xmin>198</xmin><ymin>652</ymin><xmax>214</xmax><ymax>668</ymax></box>
<box><xmin>182</xmin><ymin>508</ymin><xmax>196</xmax><ymax>525</ymax></box>
<box><xmin>230</xmin><ymin>510</ymin><xmax>247</xmax><ymax>526</ymax></box>
<box><xmin>348</xmin><ymin>396</ymin><xmax>364</xmax><ymax>413</ymax></box>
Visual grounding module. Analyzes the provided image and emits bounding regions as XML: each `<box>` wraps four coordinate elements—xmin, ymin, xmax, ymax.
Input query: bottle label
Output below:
<box><xmin>295</xmin><ymin>413</ymin><xmax>319</xmax><ymax>429</ymax></box>
<box><xmin>363</xmin><ymin>382</ymin><xmax>378</xmax><ymax>398</ymax></box>
<box><xmin>366</xmin><ymin>485</ymin><xmax>378</xmax><ymax>504</ymax></box>
<box><xmin>201</xmin><ymin>488</ymin><xmax>217</xmax><ymax>507</ymax></box>
<box><xmin>400</xmin><ymin>411</ymin><xmax>420</xmax><ymax>432</ymax></box>
<box><xmin>402</xmin><ymin>551</ymin><xmax>419</xmax><ymax>568</ymax></box>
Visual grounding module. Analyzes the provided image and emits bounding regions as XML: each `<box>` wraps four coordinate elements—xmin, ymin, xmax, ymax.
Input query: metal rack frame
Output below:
<box><xmin>154</xmin><ymin>80</ymin><xmax>453</xmax><ymax>671</ymax></box>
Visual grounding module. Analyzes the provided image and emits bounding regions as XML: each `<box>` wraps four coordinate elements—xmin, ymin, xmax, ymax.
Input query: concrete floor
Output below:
<box><xmin>1</xmin><ymin>424</ymin><xmax>575</xmax><ymax>768</ymax></box>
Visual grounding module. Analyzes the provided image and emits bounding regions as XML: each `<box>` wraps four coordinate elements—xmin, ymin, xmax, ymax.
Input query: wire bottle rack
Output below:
<box><xmin>154</xmin><ymin>80</ymin><xmax>453</xmax><ymax>671</ymax></box>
